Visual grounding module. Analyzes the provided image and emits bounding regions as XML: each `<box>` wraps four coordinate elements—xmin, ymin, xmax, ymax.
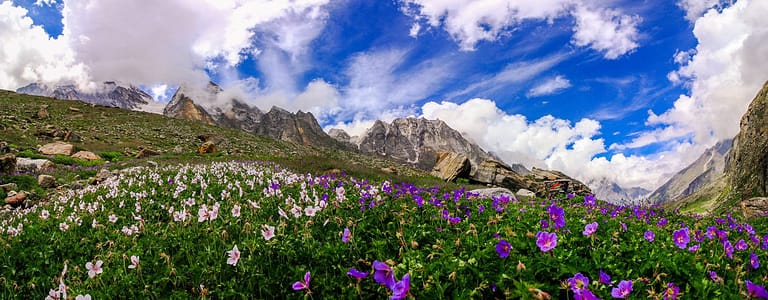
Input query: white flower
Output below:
<box><xmin>108</xmin><ymin>214</ymin><xmax>118</xmax><ymax>223</ymax></box>
<box><xmin>231</xmin><ymin>205</ymin><xmax>241</xmax><ymax>218</ymax></box>
<box><xmin>128</xmin><ymin>255</ymin><xmax>140</xmax><ymax>269</ymax></box>
<box><xmin>304</xmin><ymin>206</ymin><xmax>318</xmax><ymax>217</ymax></box>
<box><xmin>40</xmin><ymin>210</ymin><xmax>50</xmax><ymax>220</ymax></box>
<box><xmin>261</xmin><ymin>225</ymin><xmax>275</xmax><ymax>241</ymax></box>
<box><xmin>278</xmin><ymin>207</ymin><xmax>288</xmax><ymax>219</ymax></box>
<box><xmin>59</xmin><ymin>223</ymin><xmax>69</xmax><ymax>232</ymax></box>
<box><xmin>85</xmin><ymin>260</ymin><xmax>103</xmax><ymax>278</ymax></box>
<box><xmin>91</xmin><ymin>219</ymin><xmax>98</xmax><ymax>228</ymax></box>
<box><xmin>197</xmin><ymin>205</ymin><xmax>209</xmax><ymax>223</ymax></box>
<box><xmin>290</xmin><ymin>205</ymin><xmax>303</xmax><ymax>218</ymax></box>
<box><xmin>227</xmin><ymin>245</ymin><xmax>240</xmax><ymax>266</ymax></box>
<box><xmin>75</xmin><ymin>294</ymin><xmax>91</xmax><ymax>300</ymax></box>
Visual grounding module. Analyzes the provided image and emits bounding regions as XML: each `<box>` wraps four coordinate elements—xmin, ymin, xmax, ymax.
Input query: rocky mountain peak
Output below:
<box><xmin>17</xmin><ymin>81</ymin><xmax>152</xmax><ymax>110</ymax></box>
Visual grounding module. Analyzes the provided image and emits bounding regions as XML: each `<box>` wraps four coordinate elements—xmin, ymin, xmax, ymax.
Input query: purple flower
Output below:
<box><xmin>292</xmin><ymin>271</ymin><xmax>310</xmax><ymax>291</ymax></box>
<box><xmin>583</xmin><ymin>222</ymin><xmax>598</xmax><ymax>236</ymax></box>
<box><xmin>584</xmin><ymin>194</ymin><xmax>596</xmax><ymax>206</ymax></box>
<box><xmin>724</xmin><ymin>240</ymin><xmax>734</xmax><ymax>259</ymax></box>
<box><xmin>657</xmin><ymin>218</ymin><xmax>668</xmax><ymax>227</ymax></box>
<box><xmin>746</xmin><ymin>280</ymin><xmax>768</xmax><ymax>299</ymax></box>
<box><xmin>751</xmin><ymin>253</ymin><xmax>760</xmax><ymax>269</ymax></box>
<box><xmin>736</xmin><ymin>239</ymin><xmax>749</xmax><ymax>251</ymax></box>
<box><xmin>536</xmin><ymin>231</ymin><xmax>558</xmax><ymax>252</ymax></box>
<box><xmin>663</xmin><ymin>282</ymin><xmax>679</xmax><ymax>300</ymax></box>
<box><xmin>567</xmin><ymin>193</ymin><xmax>576</xmax><ymax>199</ymax></box>
<box><xmin>541</xmin><ymin>219</ymin><xmax>549</xmax><ymax>229</ymax></box>
<box><xmin>575</xmin><ymin>289</ymin><xmax>600</xmax><ymax>300</ymax></box>
<box><xmin>620</xmin><ymin>222</ymin><xmax>627</xmax><ymax>231</ymax></box>
<box><xmin>547</xmin><ymin>205</ymin><xmax>566</xmax><ymax>228</ymax></box>
<box><xmin>342</xmin><ymin>227</ymin><xmax>351</xmax><ymax>243</ymax></box>
<box><xmin>709</xmin><ymin>271</ymin><xmax>721</xmax><ymax>283</ymax></box>
<box><xmin>644</xmin><ymin>231</ymin><xmax>655</xmax><ymax>242</ymax></box>
<box><xmin>496</xmin><ymin>239</ymin><xmax>511</xmax><ymax>258</ymax></box>
<box><xmin>688</xmin><ymin>244</ymin><xmax>700</xmax><ymax>252</ymax></box>
<box><xmin>611</xmin><ymin>280</ymin><xmax>633</xmax><ymax>298</ymax></box>
<box><xmin>373</xmin><ymin>260</ymin><xmax>396</xmax><ymax>288</ymax></box>
<box><xmin>599</xmin><ymin>269</ymin><xmax>611</xmax><ymax>285</ymax></box>
<box><xmin>390</xmin><ymin>273</ymin><xmax>410</xmax><ymax>300</ymax></box>
<box><xmin>567</xmin><ymin>273</ymin><xmax>590</xmax><ymax>291</ymax></box>
<box><xmin>673</xmin><ymin>227</ymin><xmax>690</xmax><ymax>249</ymax></box>
<box><xmin>347</xmin><ymin>268</ymin><xmax>368</xmax><ymax>279</ymax></box>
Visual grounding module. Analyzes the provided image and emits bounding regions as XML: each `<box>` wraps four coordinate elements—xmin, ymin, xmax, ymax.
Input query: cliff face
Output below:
<box><xmin>725</xmin><ymin>80</ymin><xmax>768</xmax><ymax>199</ymax></box>
<box><xmin>354</xmin><ymin>118</ymin><xmax>499</xmax><ymax>171</ymax></box>
<box><xmin>649</xmin><ymin>138</ymin><xmax>733</xmax><ymax>204</ymax></box>
<box><xmin>163</xmin><ymin>83</ymin><xmax>340</xmax><ymax>148</ymax></box>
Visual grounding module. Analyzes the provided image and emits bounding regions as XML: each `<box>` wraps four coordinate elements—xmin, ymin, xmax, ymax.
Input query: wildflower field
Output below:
<box><xmin>1</xmin><ymin>161</ymin><xmax>767</xmax><ymax>299</ymax></box>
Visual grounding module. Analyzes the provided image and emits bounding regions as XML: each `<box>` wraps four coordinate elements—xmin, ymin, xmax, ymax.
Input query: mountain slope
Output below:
<box><xmin>17</xmin><ymin>81</ymin><xmax>153</xmax><ymax>111</ymax></box>
<box><xmin>649</xmin><ymin>138</ymin><xmax>732</xmax><ymax>204</ymax></box>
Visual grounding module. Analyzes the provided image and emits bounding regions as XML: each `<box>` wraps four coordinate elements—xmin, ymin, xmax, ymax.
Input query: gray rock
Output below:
<box><xmin>16</xmin><ymin>157</ymin><xmax>55</xmax><ymax>172</ymax></box>
<box><xmin>516</xmin><ymin>189</ymin><xmax>536</xmax><ymax>198</ymax></box>
<box><xmin>147</xmin><ymin>160</ymin><xmax>158</xmax><ymax>168</ymax></box>
<box><xmin>469</xmin><ymin>187</ymin><xmax>514</xmax><ymax>199</ymax></box>
<box><xmin>0</xmin><ymin>141</ymin><xmax>9</xmax><ymax>154</ymax></box>
<box><xmin>38</xmin><ymin>174</ymin><xmax>56</xmax><ymax>188</ymax></box>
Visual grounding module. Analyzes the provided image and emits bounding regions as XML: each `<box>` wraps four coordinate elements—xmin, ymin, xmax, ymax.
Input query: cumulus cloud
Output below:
<box><xmin>571</xmin><ymin>4</ymin><xmax>641</xmax><ymax>59</ymax></box>
<box><xmin>624</xmin><ymin>0</ymin><xmax>768</xmax><ymax>152</ymax></box>
<box><xmin>400</xmin><ymin>0</ymin><xmax>641</xmax><ymax>58</ymax></box>
<box><xmin>527</xmin><ymin>75</ymin><xmax>572</xmax><ymax>97</ymax></box>
<box><xmin>420</xmin><ymin>98</ymin><xmax>679</xmax><ymax>190</ymax></box>
<box><xmin>0</xmin><ymin>1</ymin><xmax>89</xmax><ymax>90</ymax></box>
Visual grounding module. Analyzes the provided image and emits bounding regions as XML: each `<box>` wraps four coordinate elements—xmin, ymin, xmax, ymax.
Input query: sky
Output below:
<box><xmin>1</xmin><ymin>0</ymin><xmax>767</xmax><ymax>192</ymax></box>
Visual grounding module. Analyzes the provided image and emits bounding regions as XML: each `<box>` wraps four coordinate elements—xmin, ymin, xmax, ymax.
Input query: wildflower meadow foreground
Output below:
<box><xmin>1</xmin><ymin>161</ymin><xmax>767</xmax><ymax>299</ymax></box>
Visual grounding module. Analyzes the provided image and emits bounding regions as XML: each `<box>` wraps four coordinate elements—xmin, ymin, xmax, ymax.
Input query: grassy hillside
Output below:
<box><xmin>0</xmin><ymin>89</ymin><xmax>474</xmax><ymax>190</ymax></box>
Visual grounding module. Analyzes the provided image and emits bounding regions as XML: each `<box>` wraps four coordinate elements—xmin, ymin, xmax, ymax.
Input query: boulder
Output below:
<box><xmin>430</xmin><ymin>152</ymin><xmax>470</xmax><ymax>181</ymax></box>
<box><xmin>0</xmin><ymin>141</ymin><xmax>9</xmax><ymax>154</ymax></box>
<box><xmin>470</xmin><ymin>159</ymin><xmax>529</xmax><ymax>191</ymax></box>
<box><xmin>64</xmin><ymin>130</ymin><xmax>81</xmax><ymax>142</ymax></box>
<box><xmin>135</xmin><ymin>148</ymin><xmax>160</xmax><ymax>158</ymax></box>
<box><xmin>516</xmin><ymin>189</ymin><xmax>537</xmax><ymax>198</ymax></box>
<box><xmin>16</xmin><ymin>157</ymin><xmax>55</xmax><ymax>172</ymax></box>
<box><xmin>38</xmin><ymin>174</ymin><xmax>56</xmax><ymax>188</ymax></box>
<box><xmin>36</xmin><ymin>105</ymin><xmax>50</xmax><ymax>119</ymax></box>
<box><xmin>469</xmin><ymin>187</ymin><xmax>514</xmax><ymax>199</ymax></box>
<box><xmin>4</xmin><ymin>192</ymin><xmax>26</xmax><ymax>206</ymax></box>
<box><xmin>0</xmin><ymin>153</ymin><xmax>16</xmax><ymax>175</ymax></box>
<box><xmin>39</xmin><ymin>141</ymin><xmax>74</xmax><ymax>156</ymax></box>
<box><xmin>741</xmin><ymin>197</ymin><xmax>768</xmax><ymax>218</ymax></box>
<box><xmin>71</xmin><ymin>151</ymin><xmax>101</xmax><ymax>160</ymax></box>
<box><xmin>198</xmin><ymin>141</ymin><xmax>217</xmax><ymax>154</ymax></box>
<box><xmin>91</xmin><ymin>169</ymin><xmax>113</xmax><ymax>184</ymax></box>
<box><xmin>381</xmin><ymin>167</ymin><xmax>398</xmax><ymax>175</ymax></box>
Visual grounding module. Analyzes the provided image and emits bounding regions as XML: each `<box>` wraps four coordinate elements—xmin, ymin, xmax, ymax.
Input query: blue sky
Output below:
<box><xmin>2</xmin><ymin>0</ymin><xmax>767</xmax><ymax>192</ymax></box>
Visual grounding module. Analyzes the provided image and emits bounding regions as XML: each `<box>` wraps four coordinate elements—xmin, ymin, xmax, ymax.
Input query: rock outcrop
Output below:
<box><xmin>741</xmin><ymin>197</ymin><xmax>768</xmax><ymax>218</ymax></box>
<box><xmin>18</xmin><ymin>81</ymin><xmax>152</xmax><ymax>110</ymax></box>
<box><xmin>725</xmin><ymin>80</ymin><xmax>768</xmax><ymax>200</ymax></box>
<box><xmin>430</xmin><ymin>152</ymin><xmax>470</xmax><ymax>181</ymax></box>
<box><xmin>0</xmin><ymin>154</ymin><xmax>15</xmax><ymax>175</ymax></box>
<box><xmin>649</xmin><ymin>139</ymin><xmax>732</xmax><ymax>204</ymax></box>
<box><xmin>71</xmin><ymin>151</ymin><xmax>101</xmax><ymax>160</ymax></box>
<box><xmin>588</xmin><ymin>177</ymin><xmax>651</xmax><ymax>205</ymax></box>
<box><xmin>163</xmin><ymin>84</ymin><xmax>217</xmax><ymax>126</ymax></box>
<box><xmin>16</xmin><ymin>158</ymin><xmax>54</xmax><ymax>172</ymax></box>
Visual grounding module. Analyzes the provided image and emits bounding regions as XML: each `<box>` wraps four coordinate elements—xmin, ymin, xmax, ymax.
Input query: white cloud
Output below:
<box><xmin>571</xmin><ymin>4</ymin><xmax>641</xmax><ymax>59</ymax></box>
<box><xmin>527</xmin><ymin>75</ymin><xmax>572</xmax><ymax>97</ymax></box>
<box><xmin>625</xmin><ymin>0</ymin><xmax>768</xmax><ymax>151</ymax></box>
<box><xmin>676</xmin><ymin>0</ymin><xmax>727</xmax><ymax>23</ymax></box>
<box><xmin>149</xmin><ymin>84</ymin><xmax>171</xmax><ymax>102</ymax></box>
<box><xmin>400</xmin><ymin>0</ymin><xmax>641</xmax><ymax>58</ymax></box>
<box><xmin>447</xmin><ymin>53</ymin><xmax>568</xmax><ymax>99</ymax></box>
<box><xmin>0</xmin><ymin>1</ymin><xmax>89</xmax><ymax>90</ymax></box>
<box><xmin>419</xmin><ymin>98</ymin><xmax>680</xmax><ymax>190</ymax></box>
